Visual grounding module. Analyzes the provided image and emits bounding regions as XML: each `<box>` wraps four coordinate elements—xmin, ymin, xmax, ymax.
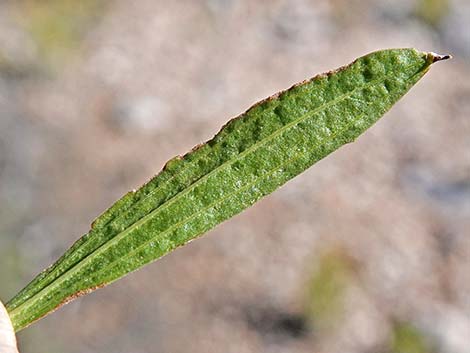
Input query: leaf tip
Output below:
<box><xmin>428</xmin><ymin>52</ymin><xmax>452</xmax><ymax>63</ymax></box>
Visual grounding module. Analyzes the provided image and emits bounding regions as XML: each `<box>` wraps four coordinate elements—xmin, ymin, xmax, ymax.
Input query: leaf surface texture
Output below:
<box><xmin>6</xmin><ymin>48</ymin><xmax>446</xmax><ymax>331</ymax></box>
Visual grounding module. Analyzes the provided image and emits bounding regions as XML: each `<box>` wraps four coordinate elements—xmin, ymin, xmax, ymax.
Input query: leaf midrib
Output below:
<box><xmin>81</xmin><ymin>113</ymin><xmax>369</xmax><ymax>281</ymax></box>
<box><xmin>10</xmin><ymin>77</ymin><xmax>375</xmax><ymax>319</ymax></box>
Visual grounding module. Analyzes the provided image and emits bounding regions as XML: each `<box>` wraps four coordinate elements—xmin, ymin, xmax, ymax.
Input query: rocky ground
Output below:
<box><xmin>0</xmin><ymin>1</ymin><xmax>469</xmax><ymax>352</ymax></box>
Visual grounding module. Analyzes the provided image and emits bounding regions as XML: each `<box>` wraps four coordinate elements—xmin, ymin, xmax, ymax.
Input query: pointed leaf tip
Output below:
<box><xmin>429</xmin><ymin>52</ymin><xmax>452</xmax><ymax>63</ymax></box>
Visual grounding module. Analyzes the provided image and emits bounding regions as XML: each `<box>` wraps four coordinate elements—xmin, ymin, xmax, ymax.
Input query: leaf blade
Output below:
<box><xmin>6</xmin><ymin>48</ymin><xmax>447</xmax><ymax>331</ymax></box>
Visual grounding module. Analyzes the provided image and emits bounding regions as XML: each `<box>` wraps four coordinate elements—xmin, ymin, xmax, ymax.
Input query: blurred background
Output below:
<box><xmin>0</xmin><ymin>0</ymin><xmax>469</xmax><ymax>352</ymax></box>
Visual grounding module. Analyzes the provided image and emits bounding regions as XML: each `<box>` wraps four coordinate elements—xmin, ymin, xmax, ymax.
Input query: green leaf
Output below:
<box><xmin>5</xmin><ymin>48</ymin><xmax>449</xmax><ymax>331</ymax></box>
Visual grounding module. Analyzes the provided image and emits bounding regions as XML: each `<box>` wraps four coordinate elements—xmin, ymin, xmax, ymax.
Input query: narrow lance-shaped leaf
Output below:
<box><xmin>6</xmin><ymin>48</ymin><xmax>449</xmax><ymax>331</ymax></box>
